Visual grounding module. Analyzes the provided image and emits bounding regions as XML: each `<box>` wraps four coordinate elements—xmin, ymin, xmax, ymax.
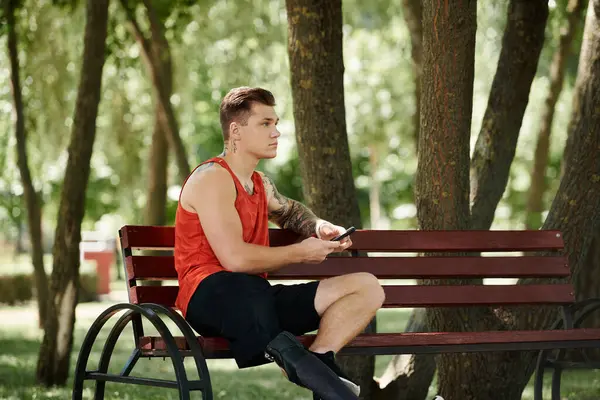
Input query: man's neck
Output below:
<box><xmin>220</xmin><ymin>151</ymin><xmax>259</xmax><ymax>182</ymax></box>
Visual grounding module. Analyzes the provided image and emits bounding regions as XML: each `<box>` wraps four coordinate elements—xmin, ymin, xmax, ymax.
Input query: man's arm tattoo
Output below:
<box><xmin>262</xmin><ymin>175</ymin><xmax>320</xmax><ymax>237</ymax></box>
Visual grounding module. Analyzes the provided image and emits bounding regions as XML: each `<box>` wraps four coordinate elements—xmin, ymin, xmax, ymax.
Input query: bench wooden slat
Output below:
<box><xmin>125</xmin><ymin>255</ymin><xmax>570</xmax><ymax>281</ymax></box>
<box><xmin>130</xmin><ymin>284</ymin><xmax>574</xmax><ymax>308</ymax></box>
<box><xmin>271</xmin><ymin>230</ymin><xmax>565</xmax><ymax>252</ymax></box>
<box><xmin>383</xmin><ymin>284</ymin><xmax>575</xmax><ymax>306</ymax></box>
<box><xmin>139</xmin><ymin>328</ymin><xmax>600</xmax><ymax>358</ymax></box>
<box><xmin>120</xmin><ymin>225</ymin><xmax>564</xmax><ymax>252</ymax></box>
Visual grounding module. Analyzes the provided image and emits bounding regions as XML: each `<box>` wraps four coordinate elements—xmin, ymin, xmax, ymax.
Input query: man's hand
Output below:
<box><xmin>316</xmin><ymin>221</ymin><xmax>353</xmax><ymax>252</ymax></box>
<box><xmin>297</xmin><ymin>237</ymin><xmax>342</xmax><ymax>264</ymax></box>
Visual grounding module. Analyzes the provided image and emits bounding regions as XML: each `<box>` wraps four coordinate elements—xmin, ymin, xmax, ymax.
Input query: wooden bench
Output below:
<box><xmin>73</xmin><ymin>225</ymin><xmax>600</xmax><ymax>400</ymax></box>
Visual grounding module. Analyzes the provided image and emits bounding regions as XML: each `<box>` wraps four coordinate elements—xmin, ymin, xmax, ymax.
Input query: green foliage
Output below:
<box><xmin>0</xmin><ymin>0</ymin><xmax>587</xmax><ymax>243</ymax></box>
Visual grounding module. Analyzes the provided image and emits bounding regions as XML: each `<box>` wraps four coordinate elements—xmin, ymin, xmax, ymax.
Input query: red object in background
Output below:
<box><xmin>82</xmin><ymin>250</ymin><xmax>113</xmax><ymax>295</ymax></box>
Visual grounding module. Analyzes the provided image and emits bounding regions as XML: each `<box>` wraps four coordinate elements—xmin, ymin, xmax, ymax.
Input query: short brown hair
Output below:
<box><xmin>219</xmin><ymin>87</ymin><xmax>276</xmax><ymax>141</ymax></box>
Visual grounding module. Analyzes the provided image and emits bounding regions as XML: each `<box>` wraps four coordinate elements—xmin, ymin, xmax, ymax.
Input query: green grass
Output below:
<box><xmin>1</xmin><ymin>295</ymin><xmax>599</xmax><ymax>399</ymax></box>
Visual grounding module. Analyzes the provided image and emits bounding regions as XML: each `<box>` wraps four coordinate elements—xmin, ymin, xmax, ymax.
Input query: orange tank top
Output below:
<box><xmin>174</xmin><ymin>157</ymin><xmax>270</xmax><ymax>317</ymax></box>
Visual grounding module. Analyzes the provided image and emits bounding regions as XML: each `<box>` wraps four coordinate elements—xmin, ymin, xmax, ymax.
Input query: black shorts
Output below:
<box><xmin>185</xmin><ymin>271</ymin><xmax>321</xmax><ymax>368</ymax></box>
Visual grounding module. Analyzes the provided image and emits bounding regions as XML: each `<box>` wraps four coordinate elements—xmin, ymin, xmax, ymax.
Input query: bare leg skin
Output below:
<box><xmin>310</xmin><ymin>272</ymin><xmax>385</xmax><ymax>354</ymax></box>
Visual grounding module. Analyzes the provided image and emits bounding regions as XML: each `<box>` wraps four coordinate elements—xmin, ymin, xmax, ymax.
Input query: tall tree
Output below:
<box><xmin>145</xmin><ymin>102</ymin><xmax>169</xmax><ymax>226</ymax></box>
<box><xmin>526</xmin><ymin>0</ymin><xmax>586</xmax><ymax>229</ymax></box>
<box><xmin>36</xmin><ymin>0</ymin><xmax>109</xmax><ymax>386</ymax></box>
<box><xmin>121</xmin><ymin>0</ymin><xmax>190</xmax><ymax>184</ymax></box>
<box><xmin>435</xmin><ymin>1</ymin><xmax>600</xmax><ymax>398</ymax></box>
<box><xmin>416</xmin><ymin>0</ymin><xmax>484</xmax><ymax>399</ymax></box>
<box><xmin>558</xmin><ymin>0</ymin><xmax>600</xmax><ymax>339</ymax></box>
<box><xmin>581</xmin><ymin>232</ymin><xmax>600</xmax><ymax>335</ymax></box>
<box><xmin>470</xmin><ymin>0</ymin><xmax>549</xmax><ymax>230</ymax></box>
<box><xmin>285</xmin><ymin>0</ymin><xmax>370</xmax><ymax>396</ymax></box>
<box><xmin>5</xmin><ymin>0</ymin><xmax>49</xmax><ymax>329</ymax></box>
<box><xmin>402</xmin><ymin>0</ymin><xmax>423</xmax><ymax>152</ymax></box>
<box><xmin>377</xmin><ymin>2</ymin><xmax>548</xmax><ymax>397</ymax></box>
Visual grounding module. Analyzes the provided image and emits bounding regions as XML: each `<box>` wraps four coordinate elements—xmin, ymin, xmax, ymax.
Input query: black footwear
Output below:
<box><xmin>265</xmin><ymin>331</ymin><xmax>359</xmax><ymax>400</ymax></box>
<box><xmin>310</xmin><ymin>351</ymin><xmax>361</xmax><ymax>397</ymax></box>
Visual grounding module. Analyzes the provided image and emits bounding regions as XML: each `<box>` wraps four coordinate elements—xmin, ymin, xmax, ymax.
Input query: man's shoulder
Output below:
<box><xmin>256</xmin><ymin>170</ymin><xmax>273</xmax><ymax>186</ymax></box>
<box><xmin>181</xmin><ymin>162</ymin><xmax>234</xmax><ymax>206</ymax></box>
<box><xmin>188</xmin><ymin>161</ymin><xmax>229</xmax><ymax>185</ymax></box>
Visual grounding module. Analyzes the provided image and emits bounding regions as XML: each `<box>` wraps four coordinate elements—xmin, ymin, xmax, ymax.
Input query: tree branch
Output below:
<box><xmin>119</xmin><ymin>0</ymin><xmax>153</xmax><ymax>67</ymax></box>
<box><xmin>469</xmin><ymin>0</ymin><xmax>549</xmax><ymax>230</ymax></box>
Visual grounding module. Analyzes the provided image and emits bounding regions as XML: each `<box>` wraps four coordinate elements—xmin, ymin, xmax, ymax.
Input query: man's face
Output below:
<box><xmin>232</xmin><ymin>102</ymin><xmax>280</xmax><ymax>159</ymax></box>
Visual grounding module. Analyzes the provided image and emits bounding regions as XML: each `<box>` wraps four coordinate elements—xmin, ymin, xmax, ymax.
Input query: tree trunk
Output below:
<box><xmin>416</xmin><ymin>1</ymin><xmax>505</xmax><ymax>399</ymax></box>
<box><xmin>558</xmin><ymin>0</ymin><xmax>600</xmax><ymax>346</ymax></box>
<box><xmin>145</xmin><ymin>105</ymin><xmax>169</xmax><ymax>226</ymax></box>
<box><xmin>286</xmin><ymin>0</ymin><xmax>361</xmax><ymax>228</ymax></box>
<box><xmin>556</xmin><ymin>0</ymin><xmax>600</xmax><ymax>307</ymax></box>
<box><xmin>470</xmin><ymin>0</ymin><xmax>549</xmax><ymax>231</ymax></box>
<box><xmin>368</xmin><ymin>145</ymin><xmax>382</xmax><ymax>229</ymax></box>
<box><xmin>373</xmin><ymin>309</ymin><xmax>435</xmax><ymax>400</ymax></box>
<box><xmin>578</xmin><ymin>233</ymin><xmax>600</xmax><ymax>343</ymax></box>
<box><xmin>417</xmin><ymin>0</ymin><xmax>475</xmax><ymax>231</ymax></box>
<box><xmin>144</xmin><ymin>32</ymin><xmax>173</xmax><ymax>227</ymax></box>
<box><xmin>447</xmin><ymin>2</ymin><xmax>600</xmax><ymax>399</ymax></box>
<box><xmin>121</xmin><ymin>0</ymin><xmax>190</xmax><ymax>183</ymax></box>
<box><xmin>36</xmin><ymin>0</ymin><xmax>109</xmax><ymax>386</ymax></box>
<box><xmin>142</xmin><ymin>100</ymin><xmax>170</xmax><ymax>288</ymax></box>
<box><xmin>402</xmin><ymin>0</ymin><xmax>423</xmax><ymax>152</ymax></box>
<box><xmin>526</xmin><ymin>0</ymin><xmax>586</xmax><ymax>230</ymax></box>
<box><xmin>15</xmin><ymin>222</ymin><xmax>24</xmax><ymax>255</ymax></box>
<box><xmin>379</xmin><ymin>3</ymin><xmax>426</xmax><ymax>396</ymax></box>
<box><xmin>5</xmin><ymin>0</ymin><xmax>49</xmax><ymax>330</ymax></box>
<box><xmin>286</xmin><ymin>0</ymin><xmax>371</xmax><ymax>397</ymax></box>
<box><xmin>380</xmin><ymin>2</ymin><xmax>548</xmax><ymax>397</ymax></box>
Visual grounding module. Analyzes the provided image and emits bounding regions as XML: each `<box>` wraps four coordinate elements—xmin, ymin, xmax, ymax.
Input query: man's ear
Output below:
<box><xmin>229</xmin><ymin>122</ymin><xmax>241</xmax><ymax>141</ymax></box>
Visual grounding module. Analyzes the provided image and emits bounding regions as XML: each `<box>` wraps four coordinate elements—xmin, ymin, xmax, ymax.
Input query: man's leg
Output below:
<box><xmin>310</xmin><ymin>272</ymin><xmax>386</xmax><ymax>354</ymax></box>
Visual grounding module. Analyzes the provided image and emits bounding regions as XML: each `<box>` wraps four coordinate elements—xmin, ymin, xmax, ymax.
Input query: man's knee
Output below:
<box><xmin>353</xmin><ymin>272</ymin><xmax>385</xmax><ymax>309</ymax></box>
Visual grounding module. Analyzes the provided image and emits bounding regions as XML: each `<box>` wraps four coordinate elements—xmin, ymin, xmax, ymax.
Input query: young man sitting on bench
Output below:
<box><xmin>174</xmin><ymin>86</ymin><xmax>385</xmax><ymax>400</ymax></box>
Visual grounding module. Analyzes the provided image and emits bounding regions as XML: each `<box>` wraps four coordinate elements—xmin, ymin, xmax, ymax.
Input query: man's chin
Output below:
<box><xmin>262</xmin><ymin>151</ymin><xmax>278</xmax><ymax>159</ymax></box>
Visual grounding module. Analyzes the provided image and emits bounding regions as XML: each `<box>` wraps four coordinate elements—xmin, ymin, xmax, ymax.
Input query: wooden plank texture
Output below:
<box><xmin>130</xmin><ymin>283</ymin><xmax>575</xmax><ymax>308</ymax></box>
<box><xmin>139</xmin><ymin>328</ymin><xmax>600</xmax><ymax>358</ymax></box>
<box><xmin>120</xmin><ymin>225</ymin><xmax>564</xmax><ymax>252</ymax></box>
<box><xmin>125</xmin><ymin>255</ymin><xmax>570</xmax><ymax>281</ymax></box>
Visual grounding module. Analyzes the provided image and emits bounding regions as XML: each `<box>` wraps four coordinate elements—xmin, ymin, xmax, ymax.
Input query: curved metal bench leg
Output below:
<box><xmin>574</xmin><ymin>299</ymin><xmax>600</xmax><ymax>328</ymax></box>
<box><xmin>121</xmin><ymin>348</ymin><xmax>141</xmax><ymax>377</ymax></box>
<box><xmin>73</xmin><ymin>304</ymin><xmax>132</xmax><ymax>400</ymax></box>
<box><xmin>573</xmin><ymin>299</ymin><xmax>600</xmax><ymax>363</ymax></box>
<box><xmin>72</xmin><ymin>303</ymin><xmax>192</xmax><ymax>400</ymax></box>
<box><xmin>94</xmin><ymin>310</ymin><xmax>136</xmax><ymax>399</ymax></box>
<box><xmin>533</xmin><ymin>309</ymin><xmax>570</xmax><ymax>400</ymax></box>
<box><xmin>551</xmin><ymin>366</ymin><xmax>562</xmax><ymax>400</ymax></box>
<box><xmin>534</xmin><ymin>348</ymin><xmax>549</xmax><ymax>400</ymax></box>
<box><xmin>143</xmin><ymin>304</ymin><xmax>213</xmax><ymax>400</ymax></box>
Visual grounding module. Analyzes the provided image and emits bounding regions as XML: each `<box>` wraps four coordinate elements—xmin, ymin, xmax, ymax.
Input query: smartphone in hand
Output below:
<box><xmin>331</xmin><ymin>226</ymin><xmax>356</xmax><ymax>242</ymax></box>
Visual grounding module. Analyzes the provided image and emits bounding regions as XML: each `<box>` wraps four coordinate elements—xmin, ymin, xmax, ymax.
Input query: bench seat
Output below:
<box><xmin>139</xmin><ymin>328</ymin><xmax>600</xmax><ymax>358</ymax></box>
<box><xmin>71</xmin><ymin>225</ymin><xmax>600</xmax><ymax>400</ymax></box>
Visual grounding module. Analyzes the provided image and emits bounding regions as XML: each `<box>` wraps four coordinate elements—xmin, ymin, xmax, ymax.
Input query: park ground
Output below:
<box><xmin>1</xmin><ymin>276</ymin><xmax>599</xmax><ymax>399</ymax></box>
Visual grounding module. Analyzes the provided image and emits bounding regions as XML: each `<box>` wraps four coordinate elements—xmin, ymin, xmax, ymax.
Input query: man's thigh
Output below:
<box><xmin>186</xmin><ymin>271</ymin><xmax>276</xmax><ymax>337</ymax></box>
<box><xmin>270</xmin><ymin>281</ymin><xmax>321</xmax><ymax>335</ymax></box>
<box><xmin>186</xmin><ymin>271</ymin><xmax>283</xmax><ymax>368</ymax></box>
<box><xmin>313</xmin><ymin>272</ymin><xmax>375</xmax><ymax>315</ymax></box>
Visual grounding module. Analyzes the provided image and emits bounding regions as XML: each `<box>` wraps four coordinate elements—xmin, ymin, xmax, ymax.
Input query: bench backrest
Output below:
<box><xmin>119</xmin><ymin>225</ymin><xmax>573</xmax><ymax>313</ymax></box>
